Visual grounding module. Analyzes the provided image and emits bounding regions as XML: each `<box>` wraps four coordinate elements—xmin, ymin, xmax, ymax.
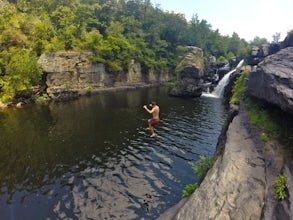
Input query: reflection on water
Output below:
<box><xmin>0</xmin><ymin>86</ymin><xmax>227</xmax><ymax>219</ymax></box>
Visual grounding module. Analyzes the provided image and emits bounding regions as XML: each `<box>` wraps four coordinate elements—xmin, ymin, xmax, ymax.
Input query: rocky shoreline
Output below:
<box><xmin>159</xmin><ymin>102</ymin><xmax>293</xmax><ymax>219</ymax></box>
<box><xmin>159</xmin><ymin>45</ymin><xmax>293</xmax><ymax>219</ymax></box>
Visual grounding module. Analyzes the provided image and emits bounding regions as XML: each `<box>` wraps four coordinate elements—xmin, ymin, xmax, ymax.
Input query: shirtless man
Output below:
<box><xmin>143</xmin><ymin>101</ymin><xmax>160</xmax><ymax>137</ymax></box>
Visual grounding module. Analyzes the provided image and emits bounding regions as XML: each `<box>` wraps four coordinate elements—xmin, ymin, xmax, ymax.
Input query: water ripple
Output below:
<box><xmin>0</xmin><ymin>88</ymin><xmax>227</xmax><ymax>220</ymax></box>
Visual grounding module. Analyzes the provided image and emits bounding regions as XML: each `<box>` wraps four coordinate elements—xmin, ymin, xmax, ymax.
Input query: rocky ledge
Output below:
<box><xmin>160</xmin><ymin>103</ymin><xmax>293</xmax><ymax>219</ymax></box>
<box><xmin>160</xmin><ymin>46</ymin><xmax>293</xmax><ymax>219</ymax></box>
<box><xmin>247</xmin><ymin>47</ymin><xmax>293</xmax><ymax>114</ymax></box>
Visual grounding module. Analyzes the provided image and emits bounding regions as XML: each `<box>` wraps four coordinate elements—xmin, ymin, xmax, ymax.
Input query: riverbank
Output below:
<box><xmin>0</xmin><ymin>82</ymin><xmax>163</xmax><ymax>110</ymax></box>
<box><xmin>159</xmin><ymin>101</ymin><xmax>293</xmax><ymax>219</ymax></box>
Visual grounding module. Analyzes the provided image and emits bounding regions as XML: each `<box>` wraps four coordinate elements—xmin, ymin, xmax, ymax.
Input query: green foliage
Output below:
<box><xmin>0</xmin><ymin>0</ymin><xmax>254</xmax><ymax>100</ymax></box>
<box><xmin>260</xmin><ymin>132</ymin><xmax>268</xmax><ymax>142</ymax></box>
<box><xmin>35</xmin><ymin>93</ymin><xmax>50</xmax><ymax>104</ymax></box>
<box><xmin>182</xmin><ymin>155</ymin><xmax>215</xmax><ymax>197</ymax></box>
<box><xmin>273</xmin><ymin>172</ymin><xmax>288</xmax><ymax>200</ymax></box>
<box><xmin>250</xmin><ymin>36</ymin><xmax>269</xmax><ymax>46</ymax></box>
<box><xmin>217</xmin><ymin>56</ymin><xmax>227</xmax><ymax>63</ymax></box>
<box><xmin>191</xmin><ymin>155</ymin><xmax>215</xmax><ymax>180</ymax></box>
<box><xmin>165</xmin><ymin>79</ymin><xmax>177</xmax><ymax>88</ymax></box>
<box><xmin>182</xmin><ymin>183</ymin><xmax>199</xmax><ymax>198</ymax></box>
<box><xmin>247</xmin><ymin>101</ymin><xmax>280</xmax><ymax>139</ymax></box>
<box><xmin>263</xmin><ymin>146</ymin><xmax>270</xmax><ymax>151</ymax></box>
<box><xmin>230</xmin><ymin>71</ymin><xmax>248</xmax><ymax>105</ymax></box>
<box><xmin>0</xmin><ymin>48</ymin><xmax>42</xmax><ymax>102</ymax></box>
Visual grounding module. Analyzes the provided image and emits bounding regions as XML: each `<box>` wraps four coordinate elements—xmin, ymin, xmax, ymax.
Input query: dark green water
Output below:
<box><xmin>0</xmin><ymin>86</ymin><xmax>227</xmax><ymax>219</ymax></box>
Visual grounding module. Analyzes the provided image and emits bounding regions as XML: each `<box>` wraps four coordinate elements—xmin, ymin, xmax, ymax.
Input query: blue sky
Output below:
<box><xmin>151</xmin><ymin>0</ymin><xmax>293</xmax><ymax>42</ymax></box>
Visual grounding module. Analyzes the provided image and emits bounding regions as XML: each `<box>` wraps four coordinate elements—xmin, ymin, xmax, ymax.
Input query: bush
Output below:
<box><xmin>0</xmin><ymin>48</ymin><xmax>42</xmax><ymax>102</ymax></box>
<box><xmin>260</xmin><ymin>133</ymin><xmax>268</xmax><ymax>142</ymax></box>
<box><xmin>182</xmin><ymin>183</ymin><xmax>198</xmax><ymax>198</ymax></box>
<box><xmin>182</xmin><ymin>155</ymin><xmax>215</xmax><ymax>197</ymax></box>
<box><xmin>230</xmin><ymin>71</ymin><xmax>248</xmax><ymax>105</ymax></box>
<box><xmin>273</xmin><ymin>172</ymin><xmax>288</xmax><ymax>200</ymax></box>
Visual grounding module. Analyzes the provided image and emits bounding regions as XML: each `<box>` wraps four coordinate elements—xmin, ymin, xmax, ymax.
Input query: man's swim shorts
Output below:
<box><xmin>150</xmin><ymin>118</ymin><xmax>160</xmax><ymax>126</ymax></box>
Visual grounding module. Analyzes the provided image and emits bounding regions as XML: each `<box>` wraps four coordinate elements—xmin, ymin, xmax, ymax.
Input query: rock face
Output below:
<box><xmin>281</xmin><ymin>30</ymin><xmax>293</xmax><ymax>49</ymax></box>
<box><xmin>38</xmin><ymin>52</ymin><xmax>170</xmax><ymax>99</ymax></box>
<box><xmin>176</xmin><ymin>112</ymin><xmax>266</xmax><ymax>219</ymax></box>
<box><xmin>168</xmin><ymin>46</ymin><xmax>205</xmax><ymax>97</ymax></box>
<box><xmin>247</xmin><ymin>47</ymin><xmax>293</xmax><ymax>114</ymax></box>
<box><xmin>38</xmin><ymin>52</ymin><xmax>109</xmax><ymax>99</ymax></box>
<box><xmin>159</xmin><ymin>104</ymin><xmax>293</xmax><ymax>220</ymax></box>
<box><xmin>247</xmin><ymin>43</ymin><xmax>280</xmax><ymax>66</ymax></box>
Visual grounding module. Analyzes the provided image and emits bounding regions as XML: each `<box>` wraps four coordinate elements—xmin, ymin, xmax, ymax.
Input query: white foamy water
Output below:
<box><xmin>202</xmin><ymin>59</ymin><xmax>244</xmax><ymax>99</ymax></box>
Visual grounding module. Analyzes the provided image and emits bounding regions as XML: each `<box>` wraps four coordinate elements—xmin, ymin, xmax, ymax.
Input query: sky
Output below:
<box><xmin>151</xmin><ymin>0</ymin><xmax>293</xmax><ymax>42</ymax></box>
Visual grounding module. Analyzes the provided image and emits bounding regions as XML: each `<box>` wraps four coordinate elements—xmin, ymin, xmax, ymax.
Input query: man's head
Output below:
<box><xmin>150</xmin><ymin>101</ymin><xmax>156</xmax><ymax>107</ymax></box>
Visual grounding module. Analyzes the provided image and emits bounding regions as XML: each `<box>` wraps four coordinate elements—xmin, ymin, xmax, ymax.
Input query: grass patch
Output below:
<box><xmin>246</xmin><ymin>98</ymin><xmax>293</xmax><ymax>147</ymax></box>
<box><xmin>182</xmin><ymin>155</ymin><xmax>215</xmax><ymax>198</ymax></box>
<box><xmin>228</xmin><ymin>71</ymin><xmax>293</xmax><ymax>147</ymax></box>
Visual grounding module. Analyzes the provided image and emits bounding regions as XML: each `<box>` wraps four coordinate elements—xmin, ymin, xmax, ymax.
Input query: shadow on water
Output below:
<box><xmin>0</xmin><ymin>86</ymin><xmax>227</xmax><ymax>219</ymax></box>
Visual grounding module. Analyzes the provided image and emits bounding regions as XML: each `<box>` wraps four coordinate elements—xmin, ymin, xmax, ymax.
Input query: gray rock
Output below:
<box><xmin>281</xmin><ymin>30</ymin><xmax>293</xmax><ymax>49</ymax></box>
<box><xmin>247</xmin><ymin>47</ymin><xmax>293</xmax><ymax>114</ymax></box>
<box><xmin>247</xmin><ymin>44</ymin><xmax>281</xmax><ymax>66</ymax></box>
<box><xmin>169</xmin><ymin>46</ymin><xmax>205</xmax><ymax>97</ymax></box>
<box><xmin>174</xmin><ymin>113</ymin><xmax>266</xmax><ymax>220</ymax></box>
<box><xmin>160</xmin><ymin>103</ymin><xmax>293</xmax><ymax>220</ymax></box>
<box><xmin>38</xmin><ymin>52</ymin><xmax>171</xmax><ymax>100</ymax></box>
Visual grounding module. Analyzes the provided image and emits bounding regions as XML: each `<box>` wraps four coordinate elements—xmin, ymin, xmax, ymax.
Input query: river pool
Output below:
<box><xmin>0</xmin><ymin>86</ymin><xmax>227</xmax><ymax>219</ymax></box>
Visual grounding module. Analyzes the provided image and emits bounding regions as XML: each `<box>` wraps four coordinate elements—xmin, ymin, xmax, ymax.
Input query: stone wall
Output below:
<box><xmin>38</xmin><ymin>52</ymin><xmax>171</xmax><ymax>99</ymax></box>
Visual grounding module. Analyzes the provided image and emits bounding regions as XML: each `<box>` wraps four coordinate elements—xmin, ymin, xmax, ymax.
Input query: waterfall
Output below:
<box><xmin>202</xmin><ymin>59</ymin><xmax>244</xmax><ymax>98</ymax></box>
<box><xmin>210</xmin><ymin>69</ymin><xmax>236</xmax><ymax>98</ymax></box>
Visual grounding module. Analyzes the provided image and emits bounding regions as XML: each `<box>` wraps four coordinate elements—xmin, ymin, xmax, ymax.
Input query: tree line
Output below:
<box><xmin>0</xmin><ymin>0</ymin><xmax>266</xmax><ymax>102</ymax></box>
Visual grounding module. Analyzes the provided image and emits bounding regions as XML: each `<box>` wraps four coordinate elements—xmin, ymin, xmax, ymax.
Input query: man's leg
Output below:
<box><xmin>148</xmin><ymin>119</ymin><xmax>155</xmax><ymax>137</ymax></box>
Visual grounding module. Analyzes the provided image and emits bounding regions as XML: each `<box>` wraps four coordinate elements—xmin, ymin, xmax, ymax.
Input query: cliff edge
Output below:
<box><xmin>160</xmin><ymin>103</ymin><xmax>292</xmax><ymax>219</ymax></box>
<box><xmin>160</xmin><ymin>46</ymin><xmax>293</xmax><ymax>219</ymax></box>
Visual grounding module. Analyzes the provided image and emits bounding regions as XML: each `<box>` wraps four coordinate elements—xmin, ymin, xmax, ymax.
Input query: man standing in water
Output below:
<box><xmin>143</xmin><ymin>101</ymin><xmax>160</xmax><ymax>137</ymax></box>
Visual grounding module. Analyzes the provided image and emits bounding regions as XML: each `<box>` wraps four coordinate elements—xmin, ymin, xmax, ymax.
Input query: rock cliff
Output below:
<box><xmin>38</xmin><ymin>52</ymin><xmax>170</xmax><ymax>99</ymax></box>
<box><xmin>160</xmin><ymin>103</ymin><xmax>293</xmax><ymax>220</ymax></box>
<box><xmin>160</xmin><ymin>46</ymin><xmax>293</xmax><ymax>219</ymax></box>
<box><xmin>168</xmin><ymin>46</ymin><xmax>205</xmax><ymax>97</ymax></box>
<box><xmin>247</xmin><ymin>47</ymin><xmax>293</xmax><ymax>114</ymax></box>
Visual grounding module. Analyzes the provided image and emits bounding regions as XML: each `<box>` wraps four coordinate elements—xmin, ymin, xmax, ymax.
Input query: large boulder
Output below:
<box><xmin>247</xmin><ymin>47</ymin><xmax>293</xmax><ymax>114</ymax></box>
<box><xmin>169</xmin><ymin>46</ymin><xmax>205</xmax><ymax>97</ymax></box>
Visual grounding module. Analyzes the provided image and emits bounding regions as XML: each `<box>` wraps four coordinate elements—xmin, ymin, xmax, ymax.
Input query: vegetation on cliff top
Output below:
<box><xmin>230</xmin><ymin>70</ymin><xmax>293</xmax><ymax>147</ymax></box>
<box><xmin>0</xmin><ymin>0</ymin><xmax>254</xmax><ymax>102</ymax></box>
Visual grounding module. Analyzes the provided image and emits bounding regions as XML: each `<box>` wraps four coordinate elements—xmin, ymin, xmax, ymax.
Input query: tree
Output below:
<box><xmin>250</xmin><ymin>36</ymin><xmax>268</xmax><ymax>46</ymax></box>
<box><xmin>0</xmin><ymin>48</ymin><xmax>42</xmax><ymax>102</ymax></box>
<box><xmin>272</xmin><ymin>32</ymin><xmax>281</xmax><ymax>43</ymax></box>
